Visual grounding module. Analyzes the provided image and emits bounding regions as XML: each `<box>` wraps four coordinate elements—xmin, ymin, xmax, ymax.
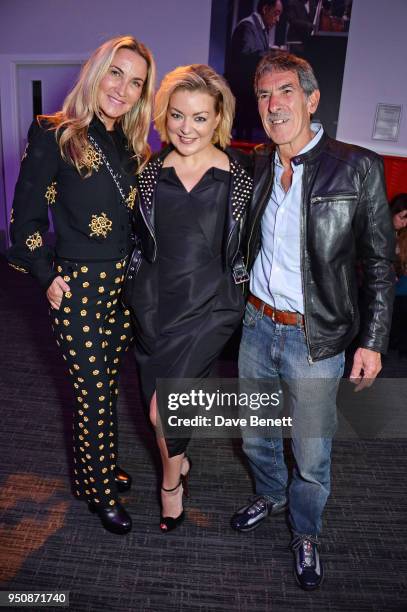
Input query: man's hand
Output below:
<box><xmin>46</xmin><ymin>276</ymin><xmax>70</xmax><ymax>310</ymax></box>
<box><xmin>393</xmin><ymin>209</ymin><xmax>407</xmax><ymax>231</ymax></box>
<box><xmin>349</xmin><ymin>347</ymin><xmax>382</xmax><ymax>392</ymax></box>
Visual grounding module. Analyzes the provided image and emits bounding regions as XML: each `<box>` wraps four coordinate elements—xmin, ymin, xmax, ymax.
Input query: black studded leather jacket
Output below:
<box><xmin>246</xmin><ymin>133</ymin><xmax>395</xmax><ymax>360</ymax></box>
<box><xmin>7</xmin><ymin>117</ymin><xmax>137</xmax><ymax>289</ymax></box>
<box><xmin>122</xmin><ymin>145</ymin><xmax>253</xmax><ymax>300</ymax></box>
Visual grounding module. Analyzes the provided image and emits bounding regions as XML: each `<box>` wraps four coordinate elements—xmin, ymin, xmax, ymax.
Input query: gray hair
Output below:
<box><xmin>254</xmin><ymin>52</ymin><xmax>319</xmax><ymax>97</ymax></box>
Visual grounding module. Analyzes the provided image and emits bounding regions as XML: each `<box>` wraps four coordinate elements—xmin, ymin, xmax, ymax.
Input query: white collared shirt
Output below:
<box><xmin>250</xmin><ymin>125</ymin><xmax>324</xmax><ymax>314</ymax></box>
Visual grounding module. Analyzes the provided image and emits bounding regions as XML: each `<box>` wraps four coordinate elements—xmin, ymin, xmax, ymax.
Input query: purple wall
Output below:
<box><xmin>0</xmin><ymin>0</ymin><xmax>212</xmax><ymax>72</ymax></box>
<box><xmin>0</xmin><ymin>0</ymin><xmax>213</xmax><ymax>247</ymax></box>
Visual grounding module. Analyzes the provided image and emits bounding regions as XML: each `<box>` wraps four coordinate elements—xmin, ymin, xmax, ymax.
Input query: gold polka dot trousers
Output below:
<box><xmin>50</xmin><ymin>258</ymin><xmax>133</xmax><ymax>508</ymax></box>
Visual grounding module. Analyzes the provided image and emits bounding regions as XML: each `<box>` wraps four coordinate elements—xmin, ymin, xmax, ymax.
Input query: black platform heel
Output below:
<box><xmin>159</xmin><ymin>456</ymin><xmax>191</xmax><ymax>532</ymax></box>
<box><xmin>159</xmin><ymin>482</ymin><xmax>185</xmax><ymax>532</ymax></box>
<box><xmin>88</xmin><ymin>500</ymin><xmax>132</xmax><ymax>535</ymax></box>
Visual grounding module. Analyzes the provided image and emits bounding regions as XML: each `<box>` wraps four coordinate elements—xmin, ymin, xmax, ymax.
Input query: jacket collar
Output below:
<box><xmin>89</xmin><ymin>115</ymin><xmax>127</xmax><ymax>148</ymax></box>
<box><xmin>261</xmin><ymin>130</ymin><xmax>329</xmax><ymax>166</ymax></box>
<box><xmin>290</xmin><ymin>130</ymin><xmax>328</xmax><ymax>165</ymax></box>
<box><xmin>137</xmin><ymin>146</ymin><xmax>253</xmax><ymax>243</ymax></box>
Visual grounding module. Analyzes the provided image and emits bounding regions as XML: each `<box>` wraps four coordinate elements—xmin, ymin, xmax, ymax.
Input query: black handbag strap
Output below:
<box><xmin>88</xmin><ymin>134</ymin><xmax>131</xmax><ymax>205</ymax></box>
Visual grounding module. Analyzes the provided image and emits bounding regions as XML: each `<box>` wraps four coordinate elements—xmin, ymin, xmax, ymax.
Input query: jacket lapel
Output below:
<box><xmin>225</xmin><ymin>158</ymin><xmax>254</xmax><ymax>257</ymax></box>
<box><xmin>137</xmin><ymin>155</ymin><xmax>164</xmax><ymax>236</ymax></box>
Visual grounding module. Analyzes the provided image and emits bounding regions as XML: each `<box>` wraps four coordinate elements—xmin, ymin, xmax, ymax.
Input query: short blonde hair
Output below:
<box><xmin>41</xmin><ymin>35</ymin><xmax>156</xmax><ymax>174</ymax></box>
<box><xmin>154</xmin><ymin>64</ymin><xmax>235</xmax><ymax>149</ymax></box>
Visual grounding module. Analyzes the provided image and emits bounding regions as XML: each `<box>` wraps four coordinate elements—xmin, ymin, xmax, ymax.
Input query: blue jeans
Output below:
<box><xmin>238</xmin><ymin>301</ymin><xmax>345</xmax><ymax>537</ymax></box>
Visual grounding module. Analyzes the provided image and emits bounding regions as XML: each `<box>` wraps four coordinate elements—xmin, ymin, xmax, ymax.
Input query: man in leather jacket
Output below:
<box><xmin>230</xmin><ymin>52</ymin><xmax>395</xmax><ymax>591</ymax></box>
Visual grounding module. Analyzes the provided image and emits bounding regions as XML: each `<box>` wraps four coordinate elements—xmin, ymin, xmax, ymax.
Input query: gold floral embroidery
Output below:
<box><xmin>26</xmin><ymin>231</ymin><xmax>43</xmax><ymax>251</ymax></box>
<box><xmin>126</xmin><ymin>187</ymin><xmax>137</xmax><ymax>210</ymax></box>
<box><xmin>9</xmin><ymin>262</ymin><xmax>28</xmax><ymax>274</ymax></box>
<box><xmin>45</xmin><ymin>182</ymin><xmax>57</xmax><ymax>205</ymax></box>
<box><xmin>10</xmin><ymin>208</ymin><xmax>15</xmax><ymax>224</ymax></box>
<box><xmin>83</xmin><ymin>144</ymin><xmax>102</xmax><ymax>172</ymax></box>
<box><xmin>89</xmin><ymin>213</ymin><xmax>112</xmax><ymax>238</ymax></box>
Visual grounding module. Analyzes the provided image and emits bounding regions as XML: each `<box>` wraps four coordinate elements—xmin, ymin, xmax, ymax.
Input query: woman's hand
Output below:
<box><xmin>46</xmin><ymin>276</ymin><xmax>70</xmax><ymax>310</ymax></box>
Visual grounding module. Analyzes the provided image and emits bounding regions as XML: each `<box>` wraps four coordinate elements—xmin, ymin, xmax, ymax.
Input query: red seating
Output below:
<box><xmin>383</xmin><ymin>156</ymin><xmax>407</xmax><ymax>201</ymax></box>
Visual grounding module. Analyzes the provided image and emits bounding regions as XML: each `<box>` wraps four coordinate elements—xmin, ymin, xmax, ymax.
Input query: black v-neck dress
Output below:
<box><xmin>132</xmin><ymin>165</ymin><xmax>245</xmax><ymax>456</ymax></box>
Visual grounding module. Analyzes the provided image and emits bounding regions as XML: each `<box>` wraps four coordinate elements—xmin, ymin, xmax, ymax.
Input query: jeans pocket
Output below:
<box><xmin>242</xmin><ymin>301</ymin><xmax>258</xmax><ymax>328</ymax></box>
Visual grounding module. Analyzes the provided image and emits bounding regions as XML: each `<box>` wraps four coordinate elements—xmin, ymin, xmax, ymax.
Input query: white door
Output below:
<box><xmin>17</xmin><ymin>63</ymin><xmax>81</xmax><ymax>156</ymax></box>
<box><xmin>0</xmin><ymin>57</ymin><xmax>84</xmax><ymax>247</ymax></box>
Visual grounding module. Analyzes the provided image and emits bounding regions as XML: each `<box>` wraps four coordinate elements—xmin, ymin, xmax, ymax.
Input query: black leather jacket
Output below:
<box><xmin>247</xmin><ymin>133</ymin><xmax>395</xmax><ymax>361</ymax></box>
<box><xmin>122</xmin><ymin>146</ymin><xmax>253</xmax><ymax>304</ymax></box>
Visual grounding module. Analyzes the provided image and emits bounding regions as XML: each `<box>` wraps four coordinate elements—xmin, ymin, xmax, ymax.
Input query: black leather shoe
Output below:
<box><xmin>231</xmin><ymin>496</ymin><xmax>287</xmax><ymax>532</ymax></box>
<box><xmin>88</xmin><ymin>501</ymin><xmax>132</xmax><ymax>535</ymax></box>
<box><xmin>115</xmin><ymin>466</ymin><xmax>132</xmax><ymax>493</ymax></box>
<box><xmin>292</xmin><ymin>535</ymin><xmax>324</xmax><ymax>590</ymax></box>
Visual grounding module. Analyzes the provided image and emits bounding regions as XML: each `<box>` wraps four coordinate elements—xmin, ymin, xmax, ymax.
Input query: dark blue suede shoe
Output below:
<box><xmin>292</xmin><ymin>535</ymin><xmax>324</xmax><ymax>590</ymax></box>
<box><xmin>231</xmin><ymin>496</ymin><xmax>287</xmax><ymax>532</ymax></box>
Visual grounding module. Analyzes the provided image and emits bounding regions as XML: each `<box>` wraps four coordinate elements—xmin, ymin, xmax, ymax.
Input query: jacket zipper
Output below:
<box><xmin>300</xmin><ymin>166</ymin><xmax>313</xmax><ymax>364</ymax></box>
<box><xmin>139</xmin><ymin>187</ymin><xmax>157</xmax><ymax>262</ymax></box>
<box><xmin>310</xmin><ymin>194</ymin><xmax>358</xmax><ymax>204</ymax></box>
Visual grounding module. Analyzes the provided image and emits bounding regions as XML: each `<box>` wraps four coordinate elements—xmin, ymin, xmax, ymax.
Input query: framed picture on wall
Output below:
<box><xmin>209</xmin><ymin>0</ymin><xmax>353</xmax><ymax>141</ymax></box>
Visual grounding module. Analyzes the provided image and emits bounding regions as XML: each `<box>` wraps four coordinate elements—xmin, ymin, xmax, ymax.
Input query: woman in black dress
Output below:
<box><xmin>124</xmin><ymin>64</ymin><xmax>253</xmax><ymax>531</ymax></box>
<box><xmin>8</xmin><ymin>36</ymin><xmax>155</xmax><ymax>534</ymax></box>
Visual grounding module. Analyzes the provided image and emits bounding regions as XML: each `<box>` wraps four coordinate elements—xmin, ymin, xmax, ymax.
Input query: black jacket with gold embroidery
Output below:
<box><xmin>7</xmin><ymin>116</ymin><xmax>137</xmax><ymax>288</ymax></box>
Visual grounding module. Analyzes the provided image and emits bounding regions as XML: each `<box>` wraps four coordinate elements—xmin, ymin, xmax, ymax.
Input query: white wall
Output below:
<box><xmin>337</xmin><ymin>0</ymin><xmax>407</xmax><ymax>156</ymax></box>
<box><xmin>0</xmin><ymin>0</ymin><xmax>212</xmax><ymax>80</ymax></box>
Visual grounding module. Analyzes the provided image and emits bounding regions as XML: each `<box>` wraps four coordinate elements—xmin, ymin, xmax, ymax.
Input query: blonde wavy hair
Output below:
<box><xmin>154</xmin><ymin>64</ymin><xmax>235</xmax><ymax>149</ymax></box>
<box><xmin>40</xmin><ymin>35</ymin><xmax>155</xmax><ymax>174</ymax></box>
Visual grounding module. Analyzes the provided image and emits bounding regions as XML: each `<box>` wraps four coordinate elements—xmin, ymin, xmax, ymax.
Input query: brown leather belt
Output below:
<box><xmin>248</xmin><ymin>294</ymin><xmax>304</xmax><ymax>326</ymax></box>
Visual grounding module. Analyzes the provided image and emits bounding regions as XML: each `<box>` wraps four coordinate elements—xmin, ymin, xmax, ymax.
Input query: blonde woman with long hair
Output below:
<box><xmin>124</xmin><ymin>64</ymin><xmax>253</xmax><ymax>532</ymax></box>
<box><xmin>8</xmin><ymin>36</ymin><xmax>155</xmax><ymax>534</ymax></box>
